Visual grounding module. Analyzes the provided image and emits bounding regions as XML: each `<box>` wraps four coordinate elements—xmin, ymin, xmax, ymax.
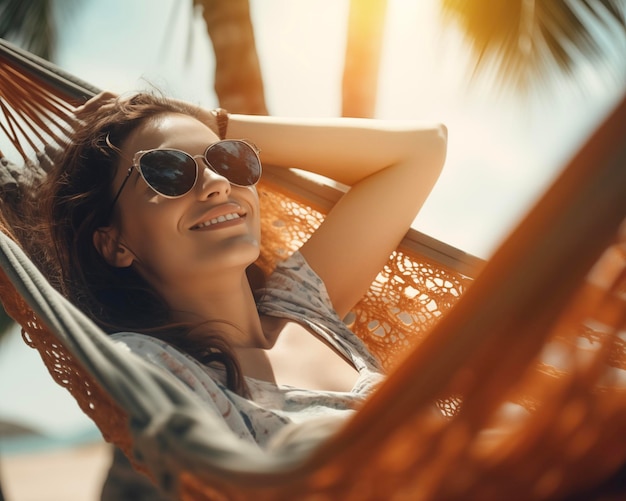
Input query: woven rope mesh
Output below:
<box><xmin>174</xmin><ymin>235</ymin><xmax>626</xmax><ymax>501</ymax></box>
<box><xmin>2</xmin><ymin>166</ymin><xmax>623</xmax><ymax>500</ymax></box>
<box><xmin>256</xmin><ymin>183</ymin><xmax>471</xmax><ymax>371</ymax></box>
<box><xmin>1</xmin><ymin>41</ymin><xmax>625</xmax><ymax>500</ymax></box>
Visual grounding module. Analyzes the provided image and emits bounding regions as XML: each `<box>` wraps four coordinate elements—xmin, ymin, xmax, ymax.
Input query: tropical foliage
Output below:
<box><xmin>1</xmin><ymin>0</ymin><xmax>625</xmax><ymax>112</ymax></box>
<box><xmin>441</xmin><ymin>0</ymin><xmax>626</xmax><ymax>93</ymax></box>
<box><xmin>0</xmin><ymin>0</ymin><xmax>56</xmax><ymax>59</ymax></box>
<box><xmin>0</xmin><ymin>0</ymin><xmax>624</xmax><ymax>340</ymax></box>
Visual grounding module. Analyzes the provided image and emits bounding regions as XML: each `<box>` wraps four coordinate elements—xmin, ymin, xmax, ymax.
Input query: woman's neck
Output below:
<box><xmin>164</xmin><ymin>268</ymin><xmax>269</xmax><ymax>349</ymax></box>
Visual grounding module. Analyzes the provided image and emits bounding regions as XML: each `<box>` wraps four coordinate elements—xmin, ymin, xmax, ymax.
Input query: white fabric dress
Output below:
<box><xmin>112</xmin><ymin>251</ymin><xmax>384</xmax><ymax>451</ymax></box>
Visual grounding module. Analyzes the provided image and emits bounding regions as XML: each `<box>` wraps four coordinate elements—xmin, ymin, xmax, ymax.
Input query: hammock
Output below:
<box><xmin>1</xmin><ymin>38</ymin><xmax>625</xmax><ymax>500</ymax></box>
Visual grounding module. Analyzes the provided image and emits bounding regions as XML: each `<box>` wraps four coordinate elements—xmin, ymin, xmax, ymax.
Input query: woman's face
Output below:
<box><xmin>103</xmin><ymin>113</ymin><xmax>261</xmax><ymax>295</ymax></box>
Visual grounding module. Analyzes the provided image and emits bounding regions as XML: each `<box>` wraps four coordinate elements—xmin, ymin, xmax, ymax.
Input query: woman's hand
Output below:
<box><xmin>74</xmin><ymin>91</ymin><xmax>120</xmax><ymax>118</ymax></box>
<box><xmin>73</xmin><ymin>91</ymin><xmax>224</xmax><ymax>139</ymax></box>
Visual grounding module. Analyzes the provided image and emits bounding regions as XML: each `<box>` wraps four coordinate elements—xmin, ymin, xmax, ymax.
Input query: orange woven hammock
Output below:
<box><xmin>1</xmin><ymin>38</ymin><xmax>625</xmax><ymax>500</ymax></box>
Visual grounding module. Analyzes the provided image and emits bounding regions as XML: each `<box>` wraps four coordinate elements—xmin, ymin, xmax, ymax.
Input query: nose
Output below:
<box><xmin>195</xmin><ymin>159</ymin><xmax>231</xmax><ymax>200</ymax></box>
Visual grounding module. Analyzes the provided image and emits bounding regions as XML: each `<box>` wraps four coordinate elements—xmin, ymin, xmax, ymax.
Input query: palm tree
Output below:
<box><xmin>341</xmin><ymin>0</ymin><xmax>625</xmax><ymax>116</ymax></box>
<box><xmin>195</xmin><ymin>0</ymin><xmax>268</xmax><ymax>115</ymax></box>
<box><xmin>0</xmin><ymin>1</ymin><xmax>625</xmax><ymax>498</ymax></box>
<box><xmin>0</xmin><ymin>0</ymin><xmax>623</xmax><ymax>332</ymax></box>
<box><xmin>4</xmin><ymin>0</ymin><xmax>624</xmax><ymax>116</ymax></box>
<box><xmin>0</xmin><ymin>0</ymin><xmax>268</xmax><ymax>115</ymax></box>
<box><xmin>342</xmin><ymin>0</ymin><xmax>388</xmax><ymax>118</ymax></box>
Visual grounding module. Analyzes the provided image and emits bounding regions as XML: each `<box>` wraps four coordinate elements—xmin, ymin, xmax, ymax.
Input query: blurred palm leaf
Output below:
<box><xmin>0</xmin><ymin>0</ymin><xmax>55</xmax><ymax>59</ymax></box>
<box><xmin>441</xmin><ymin>0</ymin><xmax>626</xmax><ymax>93</ymax></box>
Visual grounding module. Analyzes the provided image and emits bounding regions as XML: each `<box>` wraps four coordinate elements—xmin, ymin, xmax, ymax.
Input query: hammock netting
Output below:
<box><xmin>1</xmin><ymin>38</ymin><xmax>625</xmax><ymax>500</ymax></box>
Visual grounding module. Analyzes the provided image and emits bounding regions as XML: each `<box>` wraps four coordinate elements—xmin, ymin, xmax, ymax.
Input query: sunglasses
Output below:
<box><xmin>109</xmin><ymin>139</ymin><xmax>262</xmax><ymax>209</ymax></box>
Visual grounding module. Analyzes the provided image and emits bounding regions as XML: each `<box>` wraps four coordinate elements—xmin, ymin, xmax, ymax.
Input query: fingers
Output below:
<box><xmin>74</xmin><ymin>91</ymin><xmax>120</xmax><ymax>117</ymax></box>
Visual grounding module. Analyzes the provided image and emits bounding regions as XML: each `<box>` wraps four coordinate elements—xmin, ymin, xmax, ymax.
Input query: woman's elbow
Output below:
<box><xmin>435</xmin><ymin>122</ymin><xmax>448</xmax><ymax>168</ymax></box>
<box><xmin>438</xmin><ymin>122</ymin><xmax>448</xmax><ymax>145</ymax></box>
<box><xmin>385</xmin><ymin>122</ymin><xmax>448</xmax><ymax>179</ymax></box>
<box><xmin>414</xmin><ymin>123</ymin><xmax>448</xmax><ymax>174</ymax></box>
<box><xmin>433</xmin><ymin>121</ymin><xmax>448</xmax><ymax>151</ymax></box>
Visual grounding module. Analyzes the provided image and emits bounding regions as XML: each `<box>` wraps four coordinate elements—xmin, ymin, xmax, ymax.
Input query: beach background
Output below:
<box><xmin>1</xmin><ymin>0</ymin><xmax>624</xmax><ymax>499</ymax></box>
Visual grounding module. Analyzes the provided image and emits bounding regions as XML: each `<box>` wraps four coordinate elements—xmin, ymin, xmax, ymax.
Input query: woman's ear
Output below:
<box><xmin>93</xmin><ymin>226</ymin><xmax>134</xmax><ymax>268</ymax></box>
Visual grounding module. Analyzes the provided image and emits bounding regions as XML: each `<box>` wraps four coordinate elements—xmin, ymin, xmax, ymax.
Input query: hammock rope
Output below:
<box><xmin>0</xmin><ymin>38</ymin><xmax>94</xmax><ymax>163</ymax></box>
<box><xmin>1</xmin><ymin>37</ymin><xmax>625</xmax><ymax>500</ymax></box>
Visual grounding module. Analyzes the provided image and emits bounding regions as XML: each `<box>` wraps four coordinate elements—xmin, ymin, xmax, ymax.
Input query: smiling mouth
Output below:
<box><xmin>191</xmin><ymin>212</ymin><xmax>244</xmax><ymax>230</ymax></box>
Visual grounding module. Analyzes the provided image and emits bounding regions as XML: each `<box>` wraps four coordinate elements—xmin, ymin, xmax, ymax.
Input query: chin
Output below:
<box><xmin>220</xmin><ymin>236</ymin><xmax>261</xmax><ymax>268</ymax></box>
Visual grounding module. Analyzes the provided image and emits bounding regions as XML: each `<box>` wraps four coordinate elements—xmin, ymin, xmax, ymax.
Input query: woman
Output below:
<box><xmin>44</xmin><ymin>90</ymin><xmax>446</xmax><ymax>465</ymax></box>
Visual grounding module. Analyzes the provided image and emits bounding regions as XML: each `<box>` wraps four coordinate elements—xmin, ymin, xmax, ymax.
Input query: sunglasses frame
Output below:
<box><xmin>108</xmin><ymin>139</ymin><xmax>261</xmax><ymax>212</ymax></box>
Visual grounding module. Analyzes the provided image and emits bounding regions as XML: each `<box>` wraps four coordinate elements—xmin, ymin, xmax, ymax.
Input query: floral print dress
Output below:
<box><xmin>112</xmin><ymin>251</ymin><xmax>384</xmax><ymax>451</ymax></box>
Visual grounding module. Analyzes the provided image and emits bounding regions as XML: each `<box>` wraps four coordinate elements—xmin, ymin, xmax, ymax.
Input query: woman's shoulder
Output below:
<box><xmin>259</xmin><ymin>252</ymin><xmax>385</xmax><ymax>374</ymax></box>
<box><xmin>258</xmin><ymin>250</ymin><xmax>336</xmax><ymax>317</ymax></box>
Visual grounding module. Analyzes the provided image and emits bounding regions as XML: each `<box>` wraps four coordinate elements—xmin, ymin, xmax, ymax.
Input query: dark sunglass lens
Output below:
<box><xmin>140</xmin><ymin>150</ymin><xmax>197</xmax><ymax>197</ymax></box>
<box><xmin>206</xmin><ymin>140</ymin><xmax>260</xmax><ymax>186</ymax></box>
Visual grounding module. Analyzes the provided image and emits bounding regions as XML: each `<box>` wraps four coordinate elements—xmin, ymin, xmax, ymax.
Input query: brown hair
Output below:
<box><xmin>42</xmin><ymin>93</ymin><xmax>246</xmax><ymax>394</ymax></box>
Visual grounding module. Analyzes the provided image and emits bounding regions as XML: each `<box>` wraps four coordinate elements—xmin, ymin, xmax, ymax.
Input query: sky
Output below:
<box><xmin>48</xmin><ymin>0</ymin><xmax>625</xmax><ymax>258</ymax></box>
<box><xmin>1</xmin><ymin>0</ymin><xmax>625</xmax><ymax>439</ymax></box>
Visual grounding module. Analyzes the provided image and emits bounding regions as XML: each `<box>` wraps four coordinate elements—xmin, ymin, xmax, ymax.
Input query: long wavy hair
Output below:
<box><xmin>41</xmin><ymin>93</ymin><xmax>246</xmax><ymax>394</ymax></box>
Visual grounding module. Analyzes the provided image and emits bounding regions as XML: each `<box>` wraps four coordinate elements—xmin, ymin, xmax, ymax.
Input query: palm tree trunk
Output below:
<box><xmin>197</xmin><ymin>0</ymin><xmax>268</xmax><ymax>115</ymax></box>
<box><xmin>342</xmin><ymin>0</ymin><xmax>388</xmax><ymax>118</ymax></box>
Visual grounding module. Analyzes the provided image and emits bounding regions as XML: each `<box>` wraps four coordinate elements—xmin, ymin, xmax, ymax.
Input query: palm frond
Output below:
<box><xmin>0</xmin><ymin>0</ymin><xmax>55</xmax><ymax>59</ymax></box>
<box><xmin>440</xmin><ymin>0</ymin><xmax>626</xmax><ymax>94</ymax></box>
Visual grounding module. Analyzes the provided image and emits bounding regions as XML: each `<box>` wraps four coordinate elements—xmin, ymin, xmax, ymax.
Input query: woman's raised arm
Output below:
<box><xmin>228</xmin><ymin>115</ymin><xmax>448</xmax><ymax>318</ymax></box>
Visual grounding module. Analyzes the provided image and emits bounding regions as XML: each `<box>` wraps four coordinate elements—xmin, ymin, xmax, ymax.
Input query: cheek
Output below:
<box><xmin>122</xmin><ymin>224</ymin><xmax>191</xmax><ymax>286</ymax></box>
<box><xmin>249</xmin><ymin>188</ymin><xmax>262</xmax><ymax>239</ymax></box>
<box><xmin>118</xmin><ymin>205</ymin><xmax>179</xmax><ymax>256</ymax></box>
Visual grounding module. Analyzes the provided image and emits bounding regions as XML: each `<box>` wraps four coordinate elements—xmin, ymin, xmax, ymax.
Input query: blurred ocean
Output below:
<box><xmin>0</xmin><ymin>324</ymin><xmax>101</xmax><ymax>455</ymax></box>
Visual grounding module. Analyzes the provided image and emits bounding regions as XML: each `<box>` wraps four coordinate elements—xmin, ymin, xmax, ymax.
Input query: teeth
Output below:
<box><xmin>194</xmin><ymin>212</ymin><xmax>241</xmax><ymax>229</ymax></box>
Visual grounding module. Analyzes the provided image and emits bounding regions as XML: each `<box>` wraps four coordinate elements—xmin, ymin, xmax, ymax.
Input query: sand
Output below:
<box><xmin>1</xmin><ymin>441</ymin><xmax>112</xmax><ymax>501</ymax></box>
